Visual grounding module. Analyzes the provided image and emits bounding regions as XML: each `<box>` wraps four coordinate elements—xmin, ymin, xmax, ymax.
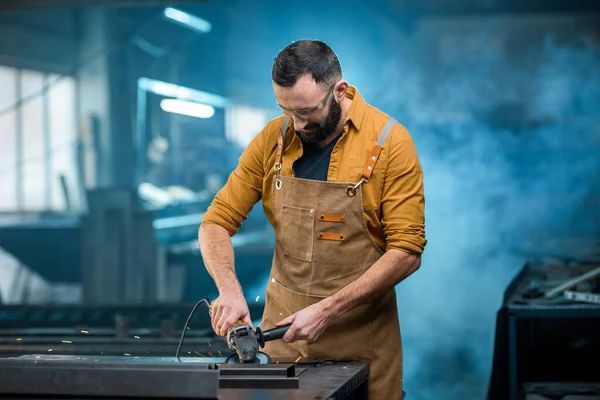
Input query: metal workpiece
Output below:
<box><xmin>217</xmin><ymin>363</ymin><xmax>296</xmax><ymax>377</ymax></box>
<box><xmin>0</xmin><ymin>355</ymin><xmax>220</xmax><ymax>399</ymax></box>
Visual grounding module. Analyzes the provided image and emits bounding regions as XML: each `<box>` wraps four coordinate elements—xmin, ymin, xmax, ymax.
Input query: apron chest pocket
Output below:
<box><xmin>281</xmin><ymin>204</ymin><xmax>315</xmax><ymax>262</ymax></box>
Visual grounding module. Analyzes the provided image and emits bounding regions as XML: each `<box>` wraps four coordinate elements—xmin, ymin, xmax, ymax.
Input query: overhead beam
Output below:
<box><xmin>0</xmin><ymin>0</ymin><xmax>209</xmax><ymax>11</ymax></box>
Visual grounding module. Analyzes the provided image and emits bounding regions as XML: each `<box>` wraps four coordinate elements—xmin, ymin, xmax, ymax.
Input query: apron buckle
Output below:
<box><xmin>274</xmin><ymin>163</ymin><xmax>283</xmax><ymax>190</ymax></box>
<box><xmin>346</xmin><ymin>178</ymin><xmax>364</xmax><ymax>197</ymax></box>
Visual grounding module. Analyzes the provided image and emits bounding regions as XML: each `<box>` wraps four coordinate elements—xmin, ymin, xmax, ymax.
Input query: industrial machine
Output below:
<box><xmin>487</xmin><ymin>256</ymin><xmax>600</xmax><ymax>400</ymax></box>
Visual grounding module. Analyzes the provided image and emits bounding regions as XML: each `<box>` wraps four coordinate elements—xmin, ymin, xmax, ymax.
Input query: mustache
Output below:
<box><xmin>301</xmin><ymin>123</ymin><xmax>320</xmax><ymax>131</ymax></box>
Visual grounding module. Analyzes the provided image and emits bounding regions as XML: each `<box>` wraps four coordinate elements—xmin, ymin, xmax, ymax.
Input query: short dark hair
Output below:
<box><xmin>272</xmin><ymin>40</ymin><xmax>342</xmax><ymax>88</ymax></box>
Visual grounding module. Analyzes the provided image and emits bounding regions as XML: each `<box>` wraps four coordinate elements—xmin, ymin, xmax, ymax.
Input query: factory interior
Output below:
<box><xmin>0</xmin><ymin>0</ymin><xmax>599</xmax><ymax>399</ymax></box>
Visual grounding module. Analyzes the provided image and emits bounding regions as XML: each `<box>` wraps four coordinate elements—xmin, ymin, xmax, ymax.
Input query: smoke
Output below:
<box><xmin>392</xmin><ymin>27</ymin><xmax>600</xmax><ymax>400</ymax></box>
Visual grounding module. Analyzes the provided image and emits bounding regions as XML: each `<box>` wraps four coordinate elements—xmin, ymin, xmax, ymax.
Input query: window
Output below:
<box><xmin>0</xmin><ymin>66</ymin><xmax>77</xmax><ymax>212</ymax></box>
<box><xmin>225</xmin><ymin>105</ymin><xmax>278</xmax><ymax>148</ymax></box>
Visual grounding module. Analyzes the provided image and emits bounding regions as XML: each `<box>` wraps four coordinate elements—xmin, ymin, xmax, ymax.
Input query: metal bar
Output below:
<box><xmin>545</xmin><ymin>267</ymin><xmax>600</xmax><ymax>297</ymax></box>
<box><xmin>217</xmin><ymin>363</ymin><xmax>296</xmax><ymax>377</ymax></box>
<box><xmin>508</xmin><ymin>313</ymin><xmax>518</xmax><ymax>400</ymax></box>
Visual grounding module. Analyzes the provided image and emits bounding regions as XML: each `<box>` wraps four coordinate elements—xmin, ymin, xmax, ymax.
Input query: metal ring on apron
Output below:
<box><xmin>274</xmin><ymin>163</ymin><xmax>283</xmax><ymax>190</ymax></box>
<box><xmin>346</xmin><ymin>178</ymin><xmax>364</xmax><ymax>197</ymax></box>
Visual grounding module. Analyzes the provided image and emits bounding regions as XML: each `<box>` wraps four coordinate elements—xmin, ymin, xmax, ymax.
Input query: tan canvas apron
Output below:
<box><xmin>261</xmin><ymin>118</ymin><xmax>404</xmax><ymax>399</ymax></box>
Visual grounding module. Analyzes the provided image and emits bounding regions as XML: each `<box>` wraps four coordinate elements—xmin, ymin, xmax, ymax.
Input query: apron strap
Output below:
<box><xmin>360</xmin><ymin>117</ymin><xmax>396</xmax><ymax>182</ymax></box>
<box><xmin>274</xmin><ymin>118</ymin><xmax>289</xmax><ymax>172</ymax></box>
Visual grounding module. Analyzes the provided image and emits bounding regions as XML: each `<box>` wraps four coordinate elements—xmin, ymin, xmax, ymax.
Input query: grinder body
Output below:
<box><xmin>226</xmin><ymin>319</ymin><xmax>291</xmax><ymax>364</ymax></box>
<box><xmin>209</xmin><ymin>299</ymin><xmax>290</xmax><ymax>364</ymax></box>
<box><xmin>226</xmin><ymin>320</ymin><xmax>259</xmax><ymax>363</ymax></box>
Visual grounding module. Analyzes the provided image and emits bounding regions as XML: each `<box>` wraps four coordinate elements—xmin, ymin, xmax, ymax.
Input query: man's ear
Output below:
<box><xmin>334</xmin><ymin>80</ymin><xmax>349</xmax><ymax>102</ymax></box>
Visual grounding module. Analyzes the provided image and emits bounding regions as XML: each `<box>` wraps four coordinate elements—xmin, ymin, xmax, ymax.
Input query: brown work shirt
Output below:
<box><xmin>202</xmin><ymin>86</ymin><xmax>426</xmax><ymax>254</ymax></box>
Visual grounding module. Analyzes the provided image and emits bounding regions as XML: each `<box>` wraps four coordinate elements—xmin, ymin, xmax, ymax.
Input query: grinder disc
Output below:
<box><xmin>225</xmin><ymin>351</ymin><xmax>271</xmax><ymax>364</ymax></box>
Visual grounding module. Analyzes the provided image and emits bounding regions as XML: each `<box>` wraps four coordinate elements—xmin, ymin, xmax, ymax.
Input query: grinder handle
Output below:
<box><xmin>256</xmin><ymin>324</ymin><xmax>291</xmax><ymax>347</ymax></box>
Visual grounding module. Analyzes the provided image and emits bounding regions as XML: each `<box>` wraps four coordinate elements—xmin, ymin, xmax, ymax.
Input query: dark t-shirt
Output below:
<box><xmin>292</xmin><ymin>133</ymin><xmax>342</xmax><ymax>181</ymax></box>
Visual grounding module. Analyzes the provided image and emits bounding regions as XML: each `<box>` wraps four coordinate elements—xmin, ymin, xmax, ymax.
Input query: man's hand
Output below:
<box><xmin>276</xmin><ymin>300</ymin><xmax>335</xmax><ymax>343</ymax></box>
<box><xmin>210</xmin><ymin>289</ymin><xmax>252</xmax><ymax>337</ymax></box>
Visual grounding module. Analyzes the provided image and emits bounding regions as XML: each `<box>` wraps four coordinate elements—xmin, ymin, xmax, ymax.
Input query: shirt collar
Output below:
<box><xmin>344</xmin><ymin>85</ymin><xmax>366</xmax><ymax>130</ymax></box>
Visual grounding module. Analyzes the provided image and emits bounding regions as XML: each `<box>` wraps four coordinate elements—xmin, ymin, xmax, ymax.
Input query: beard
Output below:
<box><xmin>296</xmin><ymin>97</ymin><xmax>342</xmax><ymax>145</ymax></box>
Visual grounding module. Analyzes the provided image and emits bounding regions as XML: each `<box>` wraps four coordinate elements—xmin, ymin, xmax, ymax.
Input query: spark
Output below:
<box><xmin>81</xmin><ymin>330</ymin><xmax>89</xmax><ymax>334</ymax></box>
<box><xmin>134</xmin><ymin>336</ymin><xmax>140</xmax><ymax>339</ymax></box>
<box><xmin>255</xmin><ymin>296</ymin><xmax>260</xmax><ymax>302</ymax></box>
<box><xmin>194</xmin><ymin>351</ymin><xmax>205</xmax><ymax>357</ymax></box>
<box><xmin>16</xmin><ymin>338</ymin><xmax>22</xmax><ymax>341</ymax></box>
<box><xmin>48</xmin><ymin>349</ymin><xmax>53</xmax><ymax>352</ymax></box>
<box><xmin>294</xmin><ymin>356</ymin><xmax>302</xmax><ymax>363</ymax></box>
<box><xmin>186</xmin><ymin>327</ymin><xmax>190</xmax><ymax>330</ymax></box>
<box><xmin>188</xmin><ymin>352</ymin><xmax>191</xmax><ymax>354</ymax></box>
<box><xmin>208</xmin><ymin>352</ymin><xmax>214</xmax><ymax>357</ymax></box>
<box><xmin>124</xmin><ymin>353</ymin><xmax>131</xmax><ymax>356</ymax></box>
<box><xmin>62</xmin><ymin>340</ymin><xmax>72</xmax><ymax>344</ymax></box>
<box><xmin>218</xmin><ymin>351</ymin><xmax>222</xmax><ymax>356</ymax></box>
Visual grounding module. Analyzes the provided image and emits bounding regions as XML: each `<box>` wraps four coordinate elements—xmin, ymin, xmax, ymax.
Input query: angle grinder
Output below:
<box><xmin>224</xmin><ymin>320</ymin><xmax>291</xmax><ymax>364</ymax></box>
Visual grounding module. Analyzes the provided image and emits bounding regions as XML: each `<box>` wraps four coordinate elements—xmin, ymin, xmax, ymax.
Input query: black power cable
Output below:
<box><xmin>175</xmin><ymin>297</ymin><xmax>211</xmax><ymax>360</ymax></box>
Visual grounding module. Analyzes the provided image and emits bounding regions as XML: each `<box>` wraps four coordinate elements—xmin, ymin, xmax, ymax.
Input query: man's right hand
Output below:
<box><xmin>210</xmin><ymin>288</ymin><xmax>253</xmax><ymax>337</ymax></box>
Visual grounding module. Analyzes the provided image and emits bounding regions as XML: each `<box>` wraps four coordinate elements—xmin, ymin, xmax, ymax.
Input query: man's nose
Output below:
<box><xmin>292</xmin><ymin>115</ymin><xmax>308</xmax><ymax>131</ymax></box>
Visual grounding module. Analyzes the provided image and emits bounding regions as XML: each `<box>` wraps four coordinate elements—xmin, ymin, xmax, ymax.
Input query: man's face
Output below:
<box><xmin>273</xmin><ymin>75</ymin><xmax>342</xmax><ymax>144</ymax></box>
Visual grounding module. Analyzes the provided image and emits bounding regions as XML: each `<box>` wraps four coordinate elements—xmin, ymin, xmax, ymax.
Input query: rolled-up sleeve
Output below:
<box><xmin>201</xmin><ymin>129</ymin><xmax>266</xmax><ymax>236</ymax></box>
<box><xmin>381</xmin><ymin>124</ymin><xmax>427</xmax><ymax>254</ymax></box>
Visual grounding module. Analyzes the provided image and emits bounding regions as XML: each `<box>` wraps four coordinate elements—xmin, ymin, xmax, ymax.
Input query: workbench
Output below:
<box><xmin>0</xmin><ymin>354</ymin><xmax>369</xmax><ymax>400</ymax></box>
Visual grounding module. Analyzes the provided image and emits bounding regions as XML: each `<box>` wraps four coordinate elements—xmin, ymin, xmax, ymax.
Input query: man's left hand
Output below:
<box><xmin>276</xmin><ymin>300</ymin><xmax>335</xmax><ymax>343</ymax></box>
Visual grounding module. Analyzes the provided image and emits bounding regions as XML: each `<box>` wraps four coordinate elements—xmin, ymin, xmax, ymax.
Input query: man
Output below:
<box><xmin>199</xmin><ymin>40</ymin><xmax>426</xmax><ymax>399</ymax></box>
